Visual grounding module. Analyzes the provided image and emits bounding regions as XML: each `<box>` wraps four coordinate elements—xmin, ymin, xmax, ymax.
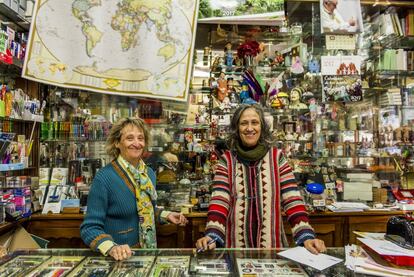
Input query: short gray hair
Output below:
<box><xmin>227</xmin><ymin>104</ymin><xmax>274</xmax><ymax>151</ymax></box>
<box><xmin>106</xmin><ymin>117</ymin><xmax>150</xmax><ymax>159</ymax></box>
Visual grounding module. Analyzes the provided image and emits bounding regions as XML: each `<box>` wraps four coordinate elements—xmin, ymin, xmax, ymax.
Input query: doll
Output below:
<box><xmin>289</xmin><ymin>87</ymin><xmax>308</xmax><ymax>109</ymax></box>
<box><xmin>224</xmin><ymin>42</ymin><xmax>233</xmax><ymax>68</ymax></box>
<box><xmin>216</xmin><ymin>72</ymin><xmax>228</xmax><ymax>102</ymax></box>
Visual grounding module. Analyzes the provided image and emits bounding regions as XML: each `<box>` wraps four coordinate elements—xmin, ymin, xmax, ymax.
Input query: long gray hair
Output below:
<box><xmin>106</xmin><ymin>117</ymin><xmax>150</xmax><ymax>159</ymax></box>
<box><xmin>227</xmin><ymin>104</ymin><xmax>274</xmax><ymax>151</ymax></box>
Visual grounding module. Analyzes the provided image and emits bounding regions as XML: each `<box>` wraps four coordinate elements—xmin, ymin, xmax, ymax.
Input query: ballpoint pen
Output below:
<box><xmin>197</xmin><ymin>237</ymin><xmax>218</xmax><ymax>253</ymax></box>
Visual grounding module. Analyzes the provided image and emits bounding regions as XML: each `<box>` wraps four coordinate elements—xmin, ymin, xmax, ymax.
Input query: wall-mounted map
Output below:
<box><xmin>22</xmin><ymin>0</ymin><xmax>199</xmax><ymax>102</ymax></box>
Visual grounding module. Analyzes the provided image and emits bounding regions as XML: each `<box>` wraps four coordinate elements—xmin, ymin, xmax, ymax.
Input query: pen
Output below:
<box><xmin>197</xmin><ymin>238</ymin><xmax>218</xmax><ymax>253</ymax></box>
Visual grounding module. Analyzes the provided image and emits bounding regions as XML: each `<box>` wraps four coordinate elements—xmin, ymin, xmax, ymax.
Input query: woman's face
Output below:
<box><xmin>116</xmin><ymin>124</ymin><xmax>146</xmax><ymax>165</ymax></box>
<box><xmin>290</xmin><ymin>90</ymin><xmax>300</xmax><ymax>102</ymax></box>
<box><xmin>238</xmin><ymin>108</ymin><xmax>261</xmax><ymax>147</ymax></box>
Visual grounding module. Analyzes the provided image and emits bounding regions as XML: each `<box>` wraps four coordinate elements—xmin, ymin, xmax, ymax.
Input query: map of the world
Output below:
<box><xmin>22</xmin><ymin>0</ymin><xmax>198</xmax><ymax>102</ymax></box>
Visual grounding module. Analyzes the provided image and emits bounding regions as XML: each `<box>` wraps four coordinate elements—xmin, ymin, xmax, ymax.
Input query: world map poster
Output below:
<box><xmin>22</xmin><ymin>0</ymin><xmax>199</xmax><ymax>102</ymax></box>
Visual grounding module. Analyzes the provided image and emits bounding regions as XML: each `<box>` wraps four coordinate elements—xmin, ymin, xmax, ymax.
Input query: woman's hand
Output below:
<box><xmin>108</xmin><ymin>244</ymin><xmax>133</xmax><ymax>261</ymax></box>
<box><xmin>196</xmin><ymin>236</ymin><xmax>216</xmax><ymax>252</ymax></box>
<box><xmin>166</xmin><ymin>212</ymin><xmax>188</xmax><ymax>226</ymax></box>
<box><xmin>303</xmin><ymin>239</ymin><xmax>326</xmax><ymax>254</ymax></box>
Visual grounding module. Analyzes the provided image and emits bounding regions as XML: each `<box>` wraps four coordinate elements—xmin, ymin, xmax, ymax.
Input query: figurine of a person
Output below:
<box><xmin>217</xmin><ymin>72</ymin><xmax>228</xmax><ymax>102</ymax></box>
<box><xmin>289</xmin><ymin>87</ymin><xmax>308</xmax><ymax>110</ymax></box>
<box><xmin>224</xmin><ymin>42</ymin><xmax>233</xmax><ymax>68</ymax></box>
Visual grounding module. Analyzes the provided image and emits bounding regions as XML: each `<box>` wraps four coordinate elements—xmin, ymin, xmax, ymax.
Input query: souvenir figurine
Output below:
<box><xmin>203</xmin><ymin>46</ymin><xmax>211</xmax><ymax>66</ymax></box>
<box><xmin>308</xmin><ymin>58</ymin><xmax>320</xmax><ymax>73</ymax></box>
<box><xmin>239</xmin><ymin>80</ymin><xmax>256</xmax><ymax>104</ymax></box>
<box><xmin>277</xmin><ymin>91</ymin><xmax>290</xmax><ymax>108</ymax></box>
<box><xmin>272</xmin><ymin>51</ymin><xmax>284</xmax><ymax>67</ymax></box>
<box><xmin>289</xmin><ymin>87</ymin><xmax>308</xmax><ymax>109</ymax></box>
<box><xmin>224</xmin><ymin>42</ymin><xmax>233</xmax><ymax>68</ymax></box>
<box><xmin>216</xmin><ymin>72</ymin><xmax>228</xmax><ymax>102</ymax></box>
<box><xmin>184</xmin><ymin>129</ymin><xmax>194</xmax><ymax>151</ymax></box>
<box><xmin>290</xmin><ymin>55</ymin><xmax>304</xmax><ymax>74</ymax></box>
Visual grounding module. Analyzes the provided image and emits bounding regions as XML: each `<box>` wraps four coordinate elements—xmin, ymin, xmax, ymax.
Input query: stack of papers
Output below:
<box><xmin>327</xmin><ymin>202</ymin><xmax>370</xmax><ymax>212</ymax></box>
<box><xmin>345</xmin><ymin>244</ymin><xmax>414</xmax><ymax>277</ymax></box>
<box><xmin>278</xmin><ymin>246</ymin><xmax>343</xmax><ymax>271</ymax></box>
<box><xmin>358</xmin><ymin>238</ymin><xmax>414</xmax><ymax>257</ymax></box>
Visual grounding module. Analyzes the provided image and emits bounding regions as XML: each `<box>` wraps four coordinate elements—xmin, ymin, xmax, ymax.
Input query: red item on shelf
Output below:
<box><xmin>392</xmin><ymin>189</ymin><xmax>414</xmax><ymax>203</ymax></box>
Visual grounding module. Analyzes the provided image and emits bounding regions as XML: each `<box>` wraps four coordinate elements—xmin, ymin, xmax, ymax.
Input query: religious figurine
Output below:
<box><xmin>224</xmin><ymin>42</ymin><xmax>233</xmax><ymax>68</ymax></box>
<box><xmin>216</xmin><ymin>71</ymin><xmax>228</xmax><ymax>102</ymax></box>
<box><xmin>239</xmin><ymin>81</ymin><xmax>256</xmax><ymax>104</ymax></box>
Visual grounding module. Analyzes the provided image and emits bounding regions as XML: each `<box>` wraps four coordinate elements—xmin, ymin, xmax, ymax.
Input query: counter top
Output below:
<box><xmin>0</xmin><ymin>247</ymin><xmax>383</xmax><ymax>276</ymax></box>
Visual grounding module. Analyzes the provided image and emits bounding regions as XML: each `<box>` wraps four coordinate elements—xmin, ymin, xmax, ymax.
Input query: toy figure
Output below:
<box><xmin>290</xmin><ymin>56</ymin><xmax>304</xmax><ymax>74</ymax></box>
<box><xmin>224</xmin><ymin>42</ymin><xmax>233</xmax><ymax>68</ymax></box>
<box><xmin>217</xmin><ymin>72</ymin><xmax>228</xmax><ymax>102</ymax></box>
<box><xmin>277</xmin><ymin>91</ymin><xmax>290</xmax><ymax>108</ymax></box>
<box><xmin>184</xmin><ymin>130</ymin><xmax>194</xmax><ymax>151</ymax></box>
<box><xmin>308</xmin><ymin>58</ymin><xmax>320</xmax><ymax>73</ymax></box>
<box><xmin>272</xmin><ymin>51</ymin><xmax>284</xmax><ymax>67</ymax></box>
<box><xmin>239</xmin><ymin>80</ymin><xmax>256</xmax><ymax>104</ymax></box>
<box><xmin>289</xmin><ymin>87</ymin><xmax>307</xmax><ymax>109</ymax></box>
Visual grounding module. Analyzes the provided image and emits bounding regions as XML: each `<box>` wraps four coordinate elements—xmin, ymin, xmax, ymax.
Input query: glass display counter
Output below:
<box><xmin>0</xmin><ymin>247</ymin><xmax>371</xmax><ymax>277</ymax></box>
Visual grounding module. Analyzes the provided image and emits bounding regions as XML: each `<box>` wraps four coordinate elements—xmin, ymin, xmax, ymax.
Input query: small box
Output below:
<box><xmin>373</xmin><ymin>188</ymin><xmax>388</xmax><ymax>204</ymax></box>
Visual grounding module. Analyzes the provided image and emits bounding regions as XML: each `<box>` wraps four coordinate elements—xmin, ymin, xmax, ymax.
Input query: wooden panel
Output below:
<box><xmin>156</xmin><ymin>224</ymin><xmax>178</xmax><ymax>248</ymax></box>
<box><xmin>348</xmin><ymin>215</ymin><xmax>393</xmax><ymax>245</ymax></box>
<box><xmin>284</xmin><ymin>216</ymin><xmax>343</xmax><ymax>247</ymax></box>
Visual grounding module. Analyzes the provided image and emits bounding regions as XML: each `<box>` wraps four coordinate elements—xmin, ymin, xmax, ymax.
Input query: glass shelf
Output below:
<box><xmin>1</xmin><ymin>248</ymin><xmax>349</xmax><ymax>277</ymax></box>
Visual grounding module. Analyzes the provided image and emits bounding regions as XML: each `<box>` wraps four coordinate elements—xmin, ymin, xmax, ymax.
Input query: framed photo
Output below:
<box><xmin>320</xmin><ymin>0</ymin><xmax>363</xmax><ymax>34</ymax></box>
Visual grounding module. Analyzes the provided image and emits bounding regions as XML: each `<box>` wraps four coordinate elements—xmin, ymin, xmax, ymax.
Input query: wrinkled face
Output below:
<box><xmin>238</xmin><ymin>108</ymin><xmax>261</xmax><ymax>147</ymax></box>
<box><xmin>290</xmin><ymin>90</ymin><xmax>300</xmax><ymax>102</ymax></box>
<box><xmin>116</xmin><ymin>124</ymin><xmax>146</xmax><ymax>166</ymax></box>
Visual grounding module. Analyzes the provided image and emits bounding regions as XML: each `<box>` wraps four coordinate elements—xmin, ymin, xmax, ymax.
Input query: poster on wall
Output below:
<box><xmin>22</xmin><ymin>0</ymin><xmax>199</xmax><ymax>102</ymax></box>
<box><xmin>198</xmin><ymin>0</ymin><xmax>285</xmax><ymax>25</ymax></box>
<box><xmin>322</xmin><ymin>75</ymin><xmax>362</xmax><ymax>102</ymax></box>
<box><xmin>321</xmin><ymin>55</ymin><xmax>362</xmax><ymax>102</ymax></box>
<box><xmin>320</xmin><ymin>0</ymin><xmax>363</xmax><ymax>34</ymax></box>
<box><xmin>321</xmin><ymin>55</ymin><xmax>361</xmax><ymax>75</ymax></box>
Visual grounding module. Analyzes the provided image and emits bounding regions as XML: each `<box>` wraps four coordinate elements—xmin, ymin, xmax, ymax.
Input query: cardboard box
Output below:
<box><xmin>0</xmin><ymin>226</ymin><xmax>40</xmax><ymax>256</ymax></box>
<box><xmin>373</xmin><ymin>188</ymin><xmax>388</xmax><ymax>204</ymax></box>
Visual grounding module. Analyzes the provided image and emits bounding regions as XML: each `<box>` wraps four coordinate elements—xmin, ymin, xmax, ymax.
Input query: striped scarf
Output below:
<box><xmin>118</xmin><ymin>156</ymin><xmax>157</xmax><ymax>248</ymax></box>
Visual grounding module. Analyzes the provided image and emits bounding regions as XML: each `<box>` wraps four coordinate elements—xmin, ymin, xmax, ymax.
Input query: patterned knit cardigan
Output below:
<box><xmin>80</xmin><ymin>160</ymin><xmax>161</xmax><ymax>250</ymax></box>
<box><xmin>205</xmin><ymin>147</ymin><xmax>315</xmax><ymax>248</ymax></box>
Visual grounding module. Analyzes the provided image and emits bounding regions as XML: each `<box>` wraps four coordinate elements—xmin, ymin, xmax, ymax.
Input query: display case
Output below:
<box><xmin>0</xmin><ymin>248</ymin><xmax>353</xmax><ymax>276</ymax></box>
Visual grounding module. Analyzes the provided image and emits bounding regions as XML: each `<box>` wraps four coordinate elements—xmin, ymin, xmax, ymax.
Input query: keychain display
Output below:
<box><xmin>193</xmin><ymin>256</ymin><xmax>232</xmax><ymax>276</ymax></box>
<box><xmin>150</xmin><ymin>256</ymin><xmax>190</xmax><ymax>277</ymax></box>
<box><xmin>236</xmin><ymin>258</ymin><xmax>307</xmax><ymax>276</ymax></box>
<box><xmin>27</xmin><ymin>256</ymin><xmax>83</xmax><ymax>277</ymax></box>
<box><xmin>0</xmin><ymin>255</ymin><xmax>50</xmax><ymax>277</ymax></box>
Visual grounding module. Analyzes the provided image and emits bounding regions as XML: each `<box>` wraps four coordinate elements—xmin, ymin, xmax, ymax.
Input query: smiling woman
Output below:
<box><xmin>80</xmin><ymin>117</ymin><xmax>188</xmax><ymax>261</ymax></box>
<box><xmin>196</xmin><ymin>104</ymin><xmax>326</xmax><ymax>254</ymax></box>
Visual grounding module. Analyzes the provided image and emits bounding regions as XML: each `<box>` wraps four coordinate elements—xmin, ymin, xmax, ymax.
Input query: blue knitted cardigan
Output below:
<box><xmin>80</xmin><ymin>160</ymin><xmax>161</xmax><ymax>250</ymax></box>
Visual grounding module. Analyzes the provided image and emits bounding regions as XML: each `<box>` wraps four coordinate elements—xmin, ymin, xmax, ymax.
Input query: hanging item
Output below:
<box><xmin>22</xmin><ymin>0</ymin><xmax>199</xmax><ymax>102</ymax></box>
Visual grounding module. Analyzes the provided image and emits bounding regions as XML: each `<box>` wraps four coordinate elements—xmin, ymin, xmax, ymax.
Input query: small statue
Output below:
<box><xmin>224</xmin><ymin>42</ymin><xmax>233</xmax><ymax>68</ymax></box>
<box><xmin>216</xmin><ymin>71</ymin><xmax>228</xmax><ymax>102</ymax></box>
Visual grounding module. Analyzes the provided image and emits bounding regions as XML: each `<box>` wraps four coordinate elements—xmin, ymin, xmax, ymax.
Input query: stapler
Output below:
<box><xmin>385</xmin><ymin>216</ymin><xmax>414</xmax><ymax>250</ymax></box>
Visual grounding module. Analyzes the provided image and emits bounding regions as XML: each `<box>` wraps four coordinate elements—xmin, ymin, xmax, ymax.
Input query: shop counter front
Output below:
<box><xmin>0</xmin><ymin>247</ymin><xmax>369</xmax><ymax>276</ymax></box>
<box><xmin>25</xmin><ymin>210</ymin><xmax>405</xmax><ymax>248</ymax></box>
